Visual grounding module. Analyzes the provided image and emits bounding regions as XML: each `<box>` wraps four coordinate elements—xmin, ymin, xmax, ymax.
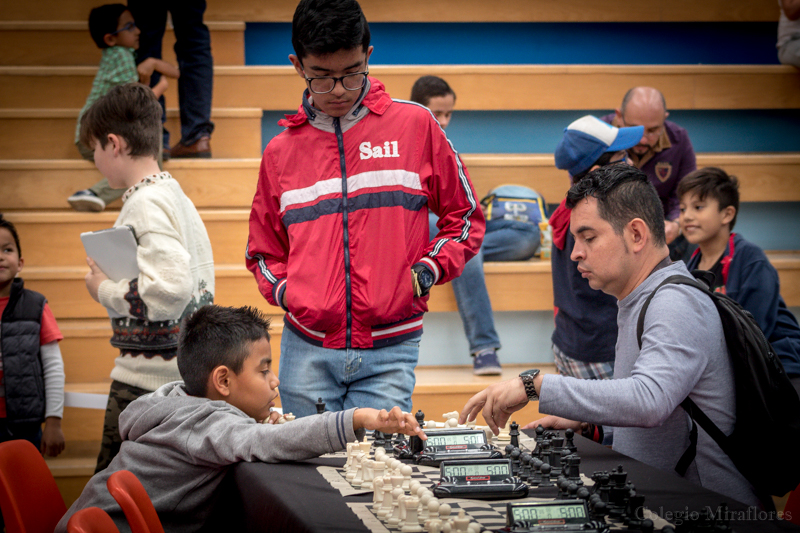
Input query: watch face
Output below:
<box><xmin>419</xmin><ymin>269</ymin><xmax>434</xmax><ymax>288</ymax></box>
<box><xmin>520</xmin><ymin>369</ymin><xmax>540</xmax><ymax>377</ymax></box>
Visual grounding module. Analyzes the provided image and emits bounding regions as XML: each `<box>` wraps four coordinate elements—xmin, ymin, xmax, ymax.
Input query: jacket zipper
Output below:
<box><xmin>334</xmin><ymin>117</ymin><xmax>353</xmax><ymax>348</ymax></box>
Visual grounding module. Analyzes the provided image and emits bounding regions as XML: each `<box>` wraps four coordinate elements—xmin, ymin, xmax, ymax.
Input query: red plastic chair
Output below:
<box><xmin>106</xmin><ymin>470</ymin><xmax>165</xmax><ymax>533</ymax></box>
<box><xmin>785</xmin><ymin>483</ymin><xmax>800</xmax><ymax>525</ymax></box>
<box><xmin>0</xmin><ymin>439</ymin><xmax>67</xmax><ymax>533</ymax></box>
<box><xmin>67</xmin><ymin>507</ymin><xmax>121</xmax><ymax>533</ymax></box>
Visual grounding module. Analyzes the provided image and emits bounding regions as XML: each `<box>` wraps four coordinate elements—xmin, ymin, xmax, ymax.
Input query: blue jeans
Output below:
<box><xmin>128</xmin><ymin>0</ymin><xmax>215</xmax><ymax>146</ymax></box>
<box><xmin>429</xmin><ymin>213</ymin><xmax>501</xmax><ymax>354</ymax></box>
<box><xmin>483</xmin><ymin>218</ymin><xmax>541</xmax><ymax>261</ymax></box>
<box><xmin>278</xmin><ymin>327</ymin><xmax>419</xmax><ymax>418</ymax></box>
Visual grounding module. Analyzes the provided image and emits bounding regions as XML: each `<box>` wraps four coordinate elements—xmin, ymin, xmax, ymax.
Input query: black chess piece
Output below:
<box><xmin>564</xmin><ymin>428</ymin><xmax>578</xmax><ymax>454</ymax></box>
<box><xmin>315</xmin><ymin>397</ymin><xmax>326</xmax><ymax>414</ymax></box>
<box><xmin>539</xmin><ymin>463</ymin><xmax>554</xmax><ymax>487</ymax></box>
<box><xmin>530</xmin><ymin>457</ymin><xmax>543</xmax><ymax>486</ymax></box>
<box><xmin>519</xmin><ymin>452</ymin><xmax>531</xmax><ymax>482</ymax></box>
<box><xmin>509</xmin><ymin>421</ymin><xmax>520</xmax><ymax>448</ymax></box>
<box><xmin>535</xmin><ymin>425</ymin><xmax>546</xmax><ymax>447</ymax></box>
<box><xmin>409</xmin><ymin>410</ymin><xmax>426</xmax><ymax>455</ymax></box>
<box><xmin>510</xmin><ymin>448</ymin><xmax>522</xmax><ymax>476</ymax></box>
<box><xmin>564</xmin><ymin>453</ymin><xmax>583</xmax><ymax>486</ymax></box>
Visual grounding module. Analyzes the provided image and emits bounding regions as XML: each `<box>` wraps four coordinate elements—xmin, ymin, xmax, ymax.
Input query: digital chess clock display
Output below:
<box><xmin>425</xmin><ymin>430</ymin><xmax>487</xmax><ymax>450</ymax></box>
<box><xmin>442</xmin><ymin>461</ymin><xmax>510</xmax><ymax>481</ymax></box>
<box><xmin>508</xmin><ymin>500</ymin><xmax>588</xmax><ymax>526</ymax></box>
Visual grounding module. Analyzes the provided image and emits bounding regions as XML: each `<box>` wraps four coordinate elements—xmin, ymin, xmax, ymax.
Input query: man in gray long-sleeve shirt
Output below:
<box><xmin>459</xmin><ymin>165</ymin><xmax>759</xmax><ymax>507</ymax></box>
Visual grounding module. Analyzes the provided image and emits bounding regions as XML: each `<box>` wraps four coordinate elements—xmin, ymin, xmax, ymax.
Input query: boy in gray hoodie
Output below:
<box><xmin>56</xmin><ymin>305</ymin><xmax>426</xmax><ymax>532</ymax></box>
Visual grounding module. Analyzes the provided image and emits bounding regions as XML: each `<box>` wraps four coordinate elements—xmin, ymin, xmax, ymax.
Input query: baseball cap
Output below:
<box><xmin>554</xmin><ymin>115</ymin><xmax>644</xmax><ymax>177</ymax></box>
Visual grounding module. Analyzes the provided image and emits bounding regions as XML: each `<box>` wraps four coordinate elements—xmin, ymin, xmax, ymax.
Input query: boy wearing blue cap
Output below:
<box><xmin>548</xmin><ymin>115</ymin><xmax>643</xmax><ymax>381</ymax></box>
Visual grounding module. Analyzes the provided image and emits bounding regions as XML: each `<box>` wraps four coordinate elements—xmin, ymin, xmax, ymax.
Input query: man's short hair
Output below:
<box><xmin>78</xmin><ymin>83</ymin><xmax>162</xmax><ymax>158</ymax></box>
<box><xmin>178</xmin><ymin>306</ymin><xmax>272</xmax><ymax>397</ymax></box>
<box><xmin>566</xmin><ymin>165</ymin><xmax>667</xmax><ymax>247</ymax></box>
<box><xmin>410</xmin><ymin>76</ymin><xmax>456</xmax><ymax>107</ymax></box>
<box><xmin>620</xmin><ymin>87</ymin><xmax>667</xmax><ymax>116</ymax></box>
<box><xmin>291</xmin><ymin>0</ymin><xmax>370</xmax><ymax>61</ymax></box>
<box><xmin>0</xmin><ymin>214</ymin><xmax>22</xmax><ymax>257</ymax></box>
<box><xmin>677</xmin><ymin>167</ymin><xmax>740</xmax><ymax>230</ymax></box>
<box><xmin>88</xmin><ymin>4</ymin><xmax>129</xmax><ymax>49</ymax></box>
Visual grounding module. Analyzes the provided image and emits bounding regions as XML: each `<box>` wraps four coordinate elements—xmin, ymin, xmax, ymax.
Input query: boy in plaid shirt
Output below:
<box><xmin>69</xmin><ymin>3</ymin><xmax>178</xmax><ymax>212</ymax></box>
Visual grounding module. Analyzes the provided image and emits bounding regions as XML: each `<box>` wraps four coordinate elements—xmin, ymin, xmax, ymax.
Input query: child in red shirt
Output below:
<box><xmin>0</xmin><ymin>214</ymin><xmax>65</xmax><ymax>457</ymax></box>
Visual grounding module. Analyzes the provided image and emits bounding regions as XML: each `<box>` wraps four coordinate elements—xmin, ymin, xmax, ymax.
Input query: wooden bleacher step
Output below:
<box><xmin>2</xmin><ymin>65</ymin><xmax>799</xmax><ymax>111</ymax></box>
<box><xmin>0</xmin><ymin>108</ymin><xmax>262</xmax><ymax>159</ymax></box>
<box><xmin>1</xmin><ymin>153</ymin><xmax>798</xmax><ymax>212</ymax></box>
<box><xmin>15</xmin><ymin>253</ymin><xmax>800</xmax><ymax>322</ymax></box>
<box><xmin>0</xmin><ymin>0</ymin><xmax>778</xmax><ymax>23</ymax></box>
<box><xmin>0</xmin><ymin>21</ymin><xmax>245</xmax><ymax>66</ymax></box>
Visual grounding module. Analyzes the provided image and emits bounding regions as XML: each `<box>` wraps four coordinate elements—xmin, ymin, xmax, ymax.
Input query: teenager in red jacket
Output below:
<box><xmin>246</xmin><ymin>0</ymin><xmax>484</xmax><ymax>417</ymax></box>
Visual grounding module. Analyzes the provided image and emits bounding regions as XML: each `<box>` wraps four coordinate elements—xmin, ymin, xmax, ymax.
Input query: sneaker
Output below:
<box><xmin>68</xmin><ymin>189</ymin><xmax>105</xmax><ymax>212</ymax></box>
<box><xmin>472</xmin><ymin>349</ymin><xmax>502</xmax><ymax>376</ymax></box>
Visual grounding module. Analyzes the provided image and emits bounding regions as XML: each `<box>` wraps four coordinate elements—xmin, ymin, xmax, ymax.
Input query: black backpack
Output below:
<box><xmin>636</xmin><ymin>270</ymin><xmax>800</xmax><ymax>497</ymax></box>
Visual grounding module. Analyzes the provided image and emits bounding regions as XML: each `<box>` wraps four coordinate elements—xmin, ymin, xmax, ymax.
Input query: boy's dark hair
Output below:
<box><xmin>677</xmin><ymin>166</ymin><xmax>740</xmax><ymax>231</ymax></box>
<box><xmin>566</xmin><ymin>165</ymin><xmax>667</xmax><ymax>247</ymax></box>
<box><xmin>88</xmin><ymin>4</ymin><xmax>129</xmax><ymax>49</ymax></box>
<box><xmin>178</xmin><ymin>306</ymin><xmax>272</xmax><ymax>397</ymax></box>
<box><xmin>0</xmin><ymin>214</ymin><xmax>21</xmax><ymax>257</ymax></box>
<box><xmin>79</xmin><ymin>83</ymin><xmax>162</xmax><ymax>158</ymax></box>
<box><xmin>571</xmin><ymin>151</ymin><xmax>620</xmax><ymax>184</ymax></box>
<box><xmin>410</xmin><ymin>76</ymin><xmax>456</xmax><ymax>107</ymax></box>
<box><xmin>291</xmin><ymin>0</ymin><xmax>370</xmax><ymax>61</ymax></box>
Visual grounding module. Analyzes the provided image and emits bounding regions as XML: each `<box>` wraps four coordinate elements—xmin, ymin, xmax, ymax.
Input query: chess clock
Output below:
<box><xmin>432</xmin><ymin>458</ymin><xmax>528</xmax><ymax>500</ymax></box>
<box><xmin>505</xmin><ymin>500</ymin><xmax>594</xmax><ymax>532</ymax></box>
<box><xmin>415</xmin><ymin>428</ymin><xmax>502</xmax><ymax>466</ymax></box>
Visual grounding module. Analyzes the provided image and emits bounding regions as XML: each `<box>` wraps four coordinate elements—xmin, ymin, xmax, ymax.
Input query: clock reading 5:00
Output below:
<box><xmin>511</xmin><ymin>503</ymin><xmax>586</xmax><ymax>521</ymax></box>
<box><xmin>443</xmin><ymin>463</ymin><xmax>509</xmax><ymax>477</ymax></box>
<box><xmin>427</xmin><ymin>433</ymin><xmax>485</xmax><ymax>447</ymax></box>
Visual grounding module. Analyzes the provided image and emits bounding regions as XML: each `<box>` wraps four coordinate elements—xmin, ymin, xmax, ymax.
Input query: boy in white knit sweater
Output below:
<box><xmin>80</xmin><ymin>83</ymin><xmax>214</xmax><ymax>472</ymax></box>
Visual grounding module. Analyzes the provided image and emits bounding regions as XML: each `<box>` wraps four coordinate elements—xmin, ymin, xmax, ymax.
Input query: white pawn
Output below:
<box><xmin>409</xmin><ymin>480</ymin><xmax>421</xmax><ymax>495</ymax></box>
<box><xmin>418</xmin><ymin>492</ymin><xmax>432</xmax><ymax>523</ymax></box>
<box><xmin>467</xmin><ymin>523</ymin><xmax>481</xmax><ymax>533</ymax></box>
<box><xmin>374</xmin><ymin>447</ymin><xmax>387</xmax><ymax>462</ymax></box>
<box><xmin>372</xmin><ymin>459</ymin><xmax>386</xmax><ymax>486</ymax></box>
<box><xmin>344</xmin><ymin>442</ymin><xmax>356</xmax><ymax>473</ymax></box>
<box><xmin>425</xmin><ymin>420</ymin><xmax>437</xmax><ymax>429</ymax></box>
<box><xmin>401</xmin><ymin>495</ymin><xmax>423</xmax><ymax>532</ymax></box>
<box><xmin>346</xmin><ymin>450</ymin><xmax>362</xmax><ymax>482</ymax></box>
<box><xmin>439</xmin><ymin>503</ymin><xmax>452</xmax><ymax>531</ymax></box>
<box><xmin>284</xmin><ymin>413</ymin><xmax>295</xmax><ymax>422</ymax></box>
<box><xmin>373</xmin><ymin>476</ymin><xmax>384</xmax><ymax>510</ymax></box>
<box><xmin>427</xmin><ymin>497</ymin><xmax>440</xmax><ymax>520</ymax></box>
<box><xmin>401</xmin><ymin>464</ymin><xmax>413</xmax><ymax>491</ymax></box>
<box><xmin>388</xmin><ymin>490</ymin><xmax>405</xmax><ymax>528</ymax></box>
<box><xmin>445</xmin><ymin>417</ymin><xmax>458</xmax><ymax>428</ymax></box>
<box><xmin>425</xmin><ymin>520</ymin><xmax>443</xmax><ymax>533</ymax></box>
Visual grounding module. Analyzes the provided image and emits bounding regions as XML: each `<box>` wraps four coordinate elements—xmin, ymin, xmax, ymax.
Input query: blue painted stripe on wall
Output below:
<box><xmin>263</xmin><ymin>110</ymin><xmax>800</xmax><ymax>153</ymax></box>
<box><xmin>245</xmin><ymin>22</ymin><xmax>779</xmax><ymax>66</ymax></box>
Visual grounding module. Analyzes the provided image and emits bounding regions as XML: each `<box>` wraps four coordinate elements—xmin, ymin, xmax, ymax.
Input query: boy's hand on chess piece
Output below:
<box><xmin>354</xmin><ymin>406</ymin><xmax>427</xmax><ymax>440</ymax></box>
<box><xmin>523</xmin><ymin>415</ymin><xmax>581</xmax><ymax>432</ymax></box>
<box><xmin>85</xmin><ymin>257</ymin><xmax>109</xmax><ymax>302</ymax></box>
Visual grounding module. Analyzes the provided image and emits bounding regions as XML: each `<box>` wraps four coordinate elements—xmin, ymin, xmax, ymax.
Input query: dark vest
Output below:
<box><xmin>1</xmin><ymin>278</ymin><xmax>46</xmax><ymax>423</ymax></box>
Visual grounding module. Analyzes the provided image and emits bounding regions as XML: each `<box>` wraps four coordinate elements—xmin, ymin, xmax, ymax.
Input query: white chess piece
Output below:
<box><xmin>344</xmin><ymin>442</ymin><xmax>356</xmax><ymax>473</ymax></box>
<box><xmin>378</xmin><ymin>476</ymin><xmax>394</xmax><ymax>519</ymax></box>
<box><xmin>452</xmin><ymin>509</ymin><xmax>470</xmax><ymax>532</ymax></box>
<box><xmin>373</xmin><ymin>476</ymin><xmax>384</xmax><ymax>510</ymax></box>
<box><xmin>467</xmin><ymin>523</ymin><xmax>481</xmax><ymax>533</ymax></box>
<box><xmin>361</xmin><ymin>458</ymin><xmax>375</xmax><ymax>490</ymax></box>
<box><xmin>425</xmin><ymin>520</ymin><xmax>443</xmax><ymax>533</ymax></box>
<box><xmin>351</xmin><ymin>452</ymin><xmax>365</xmax><ymax>487</ymax></box>
<box><xmin>388</xmin><ymin>490</ymin><xmax>405</xmax><ymax>528</ymax></box>
<box><xmin>409</xmin><ymin>480</ymin><xmax>421</xmax><ymax>495</ymax></box>
<box><xmin>372</xmin><ymin>459</ymin><xmax>385</xmax><ymax>486</ymax></box>
<box><xmin>284</xmin><ymin>413</ymin><xmax>296</xmax><ymax>422</ymax></box>
<box><xmin>401</xmin><ymin>464</ymin><xmax>413</xmax><ymax>492</ymax></box>
<box><xmin>418</xmin><ymin>492</ymin><xmax>432</xmax><ymax>523</ymax></box>
<box><xmin>497</xmin><ymin>421</ymin><xmax>511</xmax><ymax>442</ymax></box>
<box><xmin>441</xmin><ymin>411</ymin><xmax>459</xmax><ymax>421</ymax></box>
<box><xmin>425</xmin><ymin>420</ymin><xmax>437</xmax><ymax>429</ymax></box>
<box><xmin>401</xmin><ymin>495</ymin><xmax>423</xmax><ymax>532</ymax></box>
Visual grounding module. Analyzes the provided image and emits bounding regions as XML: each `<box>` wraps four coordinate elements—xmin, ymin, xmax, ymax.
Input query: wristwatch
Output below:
<box><xmin>519</xmin><ymin>369</ymin><xmax>541</xmax><ymax>401</ymax></box>
<box><xmin>411</xmin><ymin>264</ymin><xmax>435</xmax><ymax>297</ymax></box>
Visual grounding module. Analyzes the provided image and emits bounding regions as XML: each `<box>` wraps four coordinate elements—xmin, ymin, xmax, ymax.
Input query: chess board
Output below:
<box><xmin>317</xmin><ymin>452</ymin><xmax>674</xmax><ymax>533</ymax></box>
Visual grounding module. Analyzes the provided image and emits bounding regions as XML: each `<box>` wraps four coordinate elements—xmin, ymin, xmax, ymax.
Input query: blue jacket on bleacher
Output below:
<box><xmin>686</xmin><ymin>233</ymin><xmax>800</xmax><ymax>377</ymax></box>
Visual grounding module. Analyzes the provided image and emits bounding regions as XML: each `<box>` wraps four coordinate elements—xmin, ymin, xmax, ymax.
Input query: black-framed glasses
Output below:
<box><xmin>303</xmin><ymin>70</ymin><xmax>369</xmax><ymax>94</ymax></box>
<box><xmin>111</xmin><ymin>21</ymin><xmax>136</xmax><ymax>35</ymax></box>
